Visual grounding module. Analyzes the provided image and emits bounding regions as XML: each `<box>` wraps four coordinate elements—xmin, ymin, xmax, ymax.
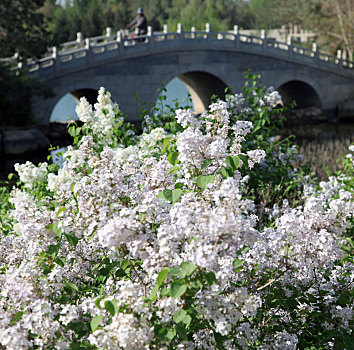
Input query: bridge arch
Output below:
<box><xmin>47</xmin><ymin>85</ymin><xmax>100</xmax><ymax>123</ymax></box>
<box><xmin>70</xmin><ymin>88</ymin><xmax>98</xmax><ymax>105</ymax></box>
<box><xmin>154</xmin><ymin>68</ymin><xmax>229</xmax><ymax>114</ymax></box>
<box><xmin>276</xmin><ymin>79</ymin><xmax>322</xmax><ymax>109</ymax></box>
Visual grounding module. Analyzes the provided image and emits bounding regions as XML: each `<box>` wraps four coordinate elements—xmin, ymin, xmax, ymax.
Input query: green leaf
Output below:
<box><xmin>171</xmin><ymin>188</ymin><xmax>182</xmax><ymax>204</ymax></box>
<box><xmin>68</xmin><ymin>126</ymin><xmax>76</xmax><ymax>137</ymax></box>
<box><xmin>158</xmin><ymin>189</ymin><xmax>172</xmax><ymax>202</ymax></box>
<box><xmin>64</xmin><ymin>233</ymin><xmax>79</xmax><ymax>247</ymax></box>
<box><xmin>11</xmin><ymin>311</ymin><xmax>25</xmax><ymax>325</ymax></box>
<box><xmin>120</xmin><ymin>259</ymin><xmax>130</xmax><ymax>270</ymax></box>
<box><xmin>56</xmin><ymin>206</ymin><xmax>67</xmax><ymax>217</ymax></box>
<box><xmin>54</xmin><ymin>256</ymin><xmax>66</xmax><ymax>267</ymax></box>
<box><xmin>165</xmin><ymin>327</ymin><xmax>176</xmax><ymax>340</ymax></box>
<box><xmin>47</xmin><ymin>243</ymin><xmax>60</xmax><ymax>258</ymax></box>
<box><xmin>225</xmin><ymin>155</ymin><xmax>241</xmax><ymax>170</ymax></box>
<box><xmin>220</xmin><ymin>166</ymin><xmax>234</xmax><ymax>178</ymax></box>
<box><xmin>238</xmin><ymin>154</ymin><xmax>249</xmax><ymax>169</ymax></box>
<box><xmin>233</xmin><ymin>258</ymin><xmax>244</xmax><ymax>269</ymax></box>
<box><xmin>95</xmin><ymin>297</ymin><xmax>104</xmax><ymax>310</ymax></box>
<box><xmin>57</xmin><ymin>295</ymin><xmax>71</xmax><ymax>304</ymax></box>
<box><xmin>159</xmin><ymin>188</ymin><xmax>182</xmax><ymax>205</ymax></box>
<box><xmin>174</xmin><ymin>182</ymin><xmax>184</xmax><ymax>189</ymax></box>
<box><xmin>201</xmin><ymin>158</ymin><xmax>215</xmax><ymax>170</ymax></box>
<box><xmin>90</xmin><ymin>315</ymin><xmax>103</xmax><ymax>332</ymax></box>
<box><xmin>166</xmin><ymin>165</ymin><xmax>179</xmax><ymax>176</ymax></box>
<box><xmin>181</xmin><ymin>314</ymin><xmax>191</xmax><ymax>326</ymax></box>
<box><xmin>189</xmin><ymin>277</ymin><xmax>203</xmax><ymax>289</ymax></box>
<box><xmin>180</xmin><ymin>262</ymin><xmax>197</xmax><ymax>276</ymax></box>
<box><xmin>170</xmin><ymin>282</ymin><xmax>187</xmax><ymax>298</ymax></box>
<box><xmin>205</xmin><ymin>271</ymin><xmax>217</xmax><ymax>285</ymax></box>
<box><xmin>75</xmin><ymin>127</ymin><xmax>82</xmax><ymax>136</ymax></box>
<box><xmin>196</xmin><ymin>174</ymin><xmax>215</xmax><ymax>190</ymax></box>
<box><xmin>157</xmin><ymin>268</ymin><xmax>169</xmax><ymax>286</ymax></box>
<box><xmin>115</xmin><ymin>269</ymin><xmax>126</xmax><ymax>277</ymax></box>
<box><xmin>104</xmin><ymin>299</ymin><xmax>119</xmax><ymax>317</ymax></box>
<box><xmin>67</xmin><ymin>321</ymin><xmax>85</xmax><ymax>334</ymax></box>
<box><xmin>173</xmin><ymin>309</ymin><xmax>187</xmax><ymax>323</ymax></box>
<box><xmin>64</xmin><ymin>281</ymin><xmax>79</xmax><ymax>293</ymax></box>
<box><xmin>162</xmin><ymin>137</ymin><xmax>172</xmax><ymax>153</ymax></box>
<box><xmin>176</xmin><ymin>324</ymin><xmax>188</xmax><ymax>339</ymax></box>
<box><xmin>169</xmin><ymin>268</ymin><xmax>186</xmax><ymax>278</ymax></box>
<box><xmin>49</xmin><ymin>222</ymin><xmax>63</xmax><ymax>239</ymax></box>
<box><xmin>168</xmin><ymin>152</ymin><xmax>179</xmax><ymax>165</ymax></box>
<box><xmin>149</xmin><ymin>284</ymin><xmax>160</xmax><ymax>300</ymax></box>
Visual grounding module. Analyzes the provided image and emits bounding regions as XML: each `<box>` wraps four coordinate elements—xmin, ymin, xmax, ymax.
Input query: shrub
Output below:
<box><xmin>0</xmin><ymin>80</ymin><xmax>352</xmax><ymax>350</ymax></box>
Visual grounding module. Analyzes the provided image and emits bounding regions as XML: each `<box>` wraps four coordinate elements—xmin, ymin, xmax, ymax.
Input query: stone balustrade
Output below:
<box><xmin>6</xmin><ymin>23</ymin><xmax>352</xmax><ymax>79</ymax></box>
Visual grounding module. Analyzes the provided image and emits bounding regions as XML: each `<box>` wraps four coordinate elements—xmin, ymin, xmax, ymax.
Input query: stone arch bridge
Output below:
<box><xmin>25</xmin><ymin>24</ymin><xmax>354</xmax><ymax>124</ymax></box>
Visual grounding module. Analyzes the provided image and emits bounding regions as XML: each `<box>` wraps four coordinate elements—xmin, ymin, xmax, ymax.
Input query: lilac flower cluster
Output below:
<box><xmin>0</xmin><ymin>87</ymin><xmax>353</xmax><ymax>349</ymax></box>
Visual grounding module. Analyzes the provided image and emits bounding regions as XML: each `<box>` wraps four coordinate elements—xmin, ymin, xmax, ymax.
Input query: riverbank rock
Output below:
<box><xmin>2</xmin><ymin>128</ymin><xmax>50</xmax><ymax>157</ymax></box>
<box><xmin>284</xmin><ymin>107</ymin><xmax>326</xmax><ymax>127</ymax></box>
<box><xmin>338</xmin><ymin>100</ymin><xmax>354</xmax><ymax>122</ymax></box>
<box><xmin>37</xmin><ymin>122</ymin><xmax>74</xmax><ymax>147</ymax></box>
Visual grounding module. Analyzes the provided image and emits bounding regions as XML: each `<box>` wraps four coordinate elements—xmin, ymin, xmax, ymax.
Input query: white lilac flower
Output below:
<box><xmin>1</xmin><ymin>86</ymin><xmax>353</xmax><ymax>350</ymax></box>
<box><xmin>14</xmin><ymin>161</ymin><xmax>48</xmax><ymax>189</ymax></box>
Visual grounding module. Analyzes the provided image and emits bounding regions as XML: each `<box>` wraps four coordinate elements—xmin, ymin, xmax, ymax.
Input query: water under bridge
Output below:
<box><xmin>23</xmin><ymin>24</ymin><xmax>354</xmax><ymax>124</ymax></box>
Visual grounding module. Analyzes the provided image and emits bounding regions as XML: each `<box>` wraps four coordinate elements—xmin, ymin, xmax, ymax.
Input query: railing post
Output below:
<box><xmin>76</xmin><ymin>32</ymin><xmax>83</xmax><ymax>46</ymax></box>
<box><xmin>117</xmin><ymin>30</ymin><xmax>122</xmax><ymax>42</ymax></box>
<box><xmin>177</xmin><ymin>23</ymin><xmax>183</xmax><ymax>34</ymax></box>
<box><xmin>162</xmin><ymin>24</ymin><xmax>168</xmax><ymax>41</ymax></box>
<box><xmin>16</xmin><ymin>59</ymin><xmax>23</xmax><ymax>75</ymax></box>
<box><xmin>312</xmin><ymin>42</ymin><xmax>318</xmax><ymax>62</ymax></box>
<box><xmin>287</xmin><ymin>35</ymin><xmax>293</xmax><ymax>58</ymax></box>
<box><xmin>342</xmin><ymin>49</ymin><xmax>348</xmax><ymax>67</ymax></box>
<box><xmin>85</xmin><ymin>38</ymin><xmax>90</xmax><ymax>50</ymax></box>
<box><xmin>177</xmin><ymin>23</ymin><xmax>183</xmax><ymax>42</ymax></box>
<box><xmin>261</xmin><ymin>29</ymin><xmax>267</xmax><ymax>49</ymax></box>
<box><xmin>52</xmin><ymin>46</ymin><xmax>58</xmax><ymax>59</ymax></box>
<box><xmin>147</xmin><ymin>26</ymin><xmax>153</xmax><ymax>47</ymax></box>
<box><xmin>106</xmin><ymin>27</ymin><xmax>112</xmax><ymax>38</ymax></box>
<box><xmin>52</xmin><ymin>46</ymin><xmax>60</xmax><ymax>73</ymax></box>
<box><xmin>233</xmin><ymin>25</ymin><xmax>240</xmax><ymax>48</ymax></box>
<box><xmin>191</xmin><ymin>26</ymin><xmax>196</xmax><ymax>39</ymax></box>
<box><xmin>85</xmin><ymin>38</ymin><xmax>92</xmax><ymax>64</ymax></box>
<box><xmin>117</xmin><ymin>30</ymin><xmax>125</xmax><ymax>52</ymax></box>
<box><xmin>337</xmin><ymin>49</ymin><xmax>342</xmax><ymax>65</ymax></box>
<box><xmin>205</xmin><ymin>23</ymin><xmax>211</xmax><ymax>40</ymax></box>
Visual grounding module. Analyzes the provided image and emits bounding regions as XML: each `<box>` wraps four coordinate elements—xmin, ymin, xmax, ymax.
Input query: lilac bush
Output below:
<box><xmin>0</xmin><ymin>83</ymin><xmax>353</xmax><ymax>349</ymax></box>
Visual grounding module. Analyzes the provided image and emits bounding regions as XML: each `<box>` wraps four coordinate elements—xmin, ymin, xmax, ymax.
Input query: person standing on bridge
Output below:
<box><xmin>126</xmin><ymin>8</ymin><xmax>147</xmax><ymax>41</ymax></box>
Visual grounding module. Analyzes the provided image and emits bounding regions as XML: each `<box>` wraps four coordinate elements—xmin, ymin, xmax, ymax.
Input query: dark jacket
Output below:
<box><xmin>128</xmin><ymin>15</ymin><xmax>147</xmax><ymax>35</ymax></box>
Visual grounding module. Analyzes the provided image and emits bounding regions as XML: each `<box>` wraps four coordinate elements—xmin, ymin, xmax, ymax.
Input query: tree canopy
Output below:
<box><xmin>248</xmin><ymin>0</ymin><xmax>354</xmax><ymax>60</ymax></box>
<box><xmin>0</xmin><ymin>0</ymin><xmax>48</xmax><ymax>58</ymax></box>
<box><xmin>1</xmin><ymin>0</ymin><xmax>353</xmax><ymax>61</ymax></box>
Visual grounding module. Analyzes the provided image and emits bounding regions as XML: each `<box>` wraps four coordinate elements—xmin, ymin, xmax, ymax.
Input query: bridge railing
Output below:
<box><xmin>6</xmin><ymin>24</ymin><xmax>353</xmax><ymax>73</ymax></box>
